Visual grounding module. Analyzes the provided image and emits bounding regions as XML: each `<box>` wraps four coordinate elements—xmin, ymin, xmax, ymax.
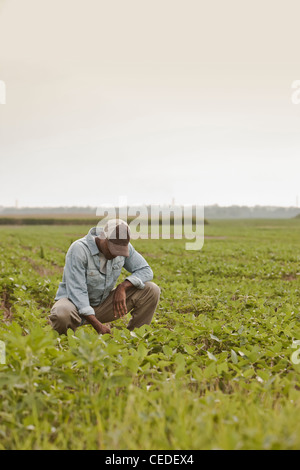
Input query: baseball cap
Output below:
<box><xmin>103</xmin><ymin>219</ymin><xmax>130</xmax><ymax>257</ymax></box>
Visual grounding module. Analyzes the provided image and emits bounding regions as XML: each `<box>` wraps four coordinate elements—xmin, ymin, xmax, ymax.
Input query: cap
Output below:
<box><xmin>103</xmin><ymin>219</ymin><xmax>130</xmax><ymax>257</ymax></box>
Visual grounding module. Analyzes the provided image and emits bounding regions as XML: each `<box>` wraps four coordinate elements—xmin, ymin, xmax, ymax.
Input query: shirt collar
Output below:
<box><xmin>86</xmin><ymin>227</ymin><xmax>103</xmax><ymax>256</ymax></box>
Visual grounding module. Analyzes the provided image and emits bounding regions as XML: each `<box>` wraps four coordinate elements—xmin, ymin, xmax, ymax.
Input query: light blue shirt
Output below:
<box><xmin>55</xmin><ymin>227</ymin><xmax>153</xmax><ymax>316</ymax></box>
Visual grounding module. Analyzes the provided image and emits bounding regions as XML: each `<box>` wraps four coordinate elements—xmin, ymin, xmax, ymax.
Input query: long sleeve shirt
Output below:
<box><xmin>55</xmin><ymin>227</ymin><xmax>153</xmax><ymax>316</ymax></box>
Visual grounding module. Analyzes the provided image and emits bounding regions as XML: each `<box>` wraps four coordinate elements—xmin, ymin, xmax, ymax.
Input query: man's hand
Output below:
<box><xmin>85</xmin><ymin>314</ymin><xmax>111</xmax><ymax>335</ymax></box>
<box><xmin>113</xmin><ymin>280</ymin><xmax>133</xmax><ymax>319</ymax></box>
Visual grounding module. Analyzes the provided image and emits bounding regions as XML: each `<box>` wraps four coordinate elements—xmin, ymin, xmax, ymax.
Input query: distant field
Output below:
<box><xmin>0</xmin><ymin>214</ymin><xmax>208</xmax><ymax>229</ymax></box>
<box><xmin>0</xmin><ymin>214</ymin><xmax>101</xmax><ymax>225</ymax></box>
<box><xmin>0</xmin><ymin>213</ymin><xmax>98</xmax><ymax>219</ymax></box>
<box><xmin>1</xmin><ymin>219</ymin><xmax>300</xmax><ymax>449</ymax></box>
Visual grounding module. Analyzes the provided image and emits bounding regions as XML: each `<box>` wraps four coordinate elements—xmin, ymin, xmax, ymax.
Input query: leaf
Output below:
<box><xmin>67</xmin><ymin>329</ymin><xmax>79</xmax><ymax>348</ymax></box>
<box><xmin>243</xmin><ymin>368</ymin><xmax>255</xmax><ymax>378</ymax></box>
<box><xmin>203</xmin><ymin>362</ymin><xmax>217</xmax><ymax>378</ymax></box>
<box><xmin>130</xmin><ymin>331</ymin><xmax>138</xmax><ymax>338</ymax></box>
<box><xmin>256</xmin><ymin>370</ymin><xmax>270</xmax><ymax>381</ymax></box>
<box><xmin>207</xmin><ymin>351</ymin><xmax>217</xmax><ymax>361</ymax></box>
<box><xmin>184</xmin><ymin>344</ymin><xmax>194</xmax><ymax>355</ymax></box>
<box><xmin>271</xmin><ymin>342</ymin><xmax>282</xmax><ymax>353</ymax></box>
<box><xmin>162</xmin><ymin>345</ymin><xmax>173</xmax><ymax>357</ymax></box>
<box><xmin>123</xmin><ymin>356</ymin><xmax>139</xmax><ymax>374</ymax></box>
<box><xmin>145</xmin><ymin>353</ymin><xmax>160</xmax><ymax>365</ymax></box>
<box><xmin>210</xmin><ymin>334</ymin><xmax>221</xmax><ymax>342</ymax></box>
<box><xmin>157</xmin><ymin>360</ymin><xmax>172</xmax><ymax>368</ymax></box>
<box><xmin>217</xmin><ymin>362</ymin><xmax>228</xmax><ymax>374</ymax></box>
<box><xmin>231</xmin><ymin>349</ymin><xmax>238</xmax><ymax>364</ymax></box>
<box><xmin>174</xmin><ymin>353</ymin><xmax>186</xmax><ymax>369</ymax></box>
<box><xmin>107</xmin><ymin>374</ymin><xmax>132</xmax><ymax>388</ymax></box>
<box><xmin>137</xmin><ymin>343</ymin><xmax>148</xmax><ymax>360</ymax></box>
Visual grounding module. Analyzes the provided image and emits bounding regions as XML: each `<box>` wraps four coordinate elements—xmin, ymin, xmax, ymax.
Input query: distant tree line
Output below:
<box><xmin>0</xmin><ymin>204</ymin><xmax>299</xmax><ymax>220</ymax></box>
<box><xmin>204</xmin><ymin>205</ymin><xmax>300</xmax><ymax>219</ymax></box>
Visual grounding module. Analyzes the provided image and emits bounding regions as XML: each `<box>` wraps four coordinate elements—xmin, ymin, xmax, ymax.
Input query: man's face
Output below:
<box><xmin>99</xmin><ymin>238</ymin><xmax>117</xmax><ymax>260</ymax></box>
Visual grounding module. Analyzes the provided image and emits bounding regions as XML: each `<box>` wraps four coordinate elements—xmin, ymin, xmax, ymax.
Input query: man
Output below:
<box><xmin>49</xmin><ymin>219</ymin><xmax>160</xmax><ymax>335</ymax></box>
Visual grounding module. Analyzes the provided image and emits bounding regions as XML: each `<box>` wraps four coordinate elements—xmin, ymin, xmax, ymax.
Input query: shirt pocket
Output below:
<box><xmin>86</xmin><ymin>269</ymin><xmax>105</xmax><ymax>304</ymax></box>
<box><xmin>112</xmin><ymin>261</ymin><xmax>123</xmax><ymax>280</ymax></box>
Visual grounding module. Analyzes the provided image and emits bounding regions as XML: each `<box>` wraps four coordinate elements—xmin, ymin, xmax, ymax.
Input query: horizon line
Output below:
<box><xmin>0</xmin><ymin>203</ymin><xmax>300</xmax><ymax>210</ymax></box>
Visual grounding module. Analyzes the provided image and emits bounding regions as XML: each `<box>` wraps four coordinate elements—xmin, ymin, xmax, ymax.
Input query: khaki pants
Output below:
<box><xmin>49</xmin><ymin>282</ymin><xmax>160</xmax><ymax>335</ymax></box>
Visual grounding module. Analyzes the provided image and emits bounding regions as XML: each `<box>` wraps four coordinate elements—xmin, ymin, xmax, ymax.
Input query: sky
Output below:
<box><xmin>0</xmin><ymin>0</ymin><xmax>300</xmax><ymax>208</ymax></box>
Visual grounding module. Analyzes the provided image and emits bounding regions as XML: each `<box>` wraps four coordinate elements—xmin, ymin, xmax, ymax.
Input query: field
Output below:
<box><xmin>1</xmin><ymin>219</ymin><xmax>300</xmax><ymax>450</ymax></box>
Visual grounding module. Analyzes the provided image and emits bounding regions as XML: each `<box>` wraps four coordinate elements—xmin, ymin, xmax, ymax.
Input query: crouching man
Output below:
<box><xmin>49</xmin><ymin>219</ymin><xmax>160</xmax><ymax>335</ymax></box>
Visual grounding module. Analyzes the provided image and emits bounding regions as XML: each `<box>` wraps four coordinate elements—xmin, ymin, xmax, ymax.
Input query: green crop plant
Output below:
<box><xmin>1</xmin><ymin>220</ymin><xmax>300</xmax><ymax>449</ymax></box>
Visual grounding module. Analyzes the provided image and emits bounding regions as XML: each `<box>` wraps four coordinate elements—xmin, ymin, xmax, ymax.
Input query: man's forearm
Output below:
<box><xmin>112</xmin><ymin>280</ymin><xmax>133</xmax><ymax>318</ymax></box>
<box><xmin>85</xmin><ymin>282</ymin><xmax>133</xmax><ymax>331</ymax></box>
<box><xmin>119</xmin><ymin>279</ymin><xmax>134</xmax><ymax>291</ymax></box>
<box><xmin>84</xmin><ymin>314</ymin><xmax>111</xmax><ymax>334</ymax></box>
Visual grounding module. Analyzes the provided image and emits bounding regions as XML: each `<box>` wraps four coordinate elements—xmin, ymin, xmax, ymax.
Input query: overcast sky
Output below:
<box><xmin>0</xmin><ymin>0</ymin><xmax>300</xmax><ymax>208</ymax></box>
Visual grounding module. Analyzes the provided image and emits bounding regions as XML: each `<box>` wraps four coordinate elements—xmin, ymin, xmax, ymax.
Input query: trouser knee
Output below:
<box><xmin>49</xmin><ymin>299</ymin><xmax>81</xmax><ymax>335</ymax></box>
<box><xmin>144</xmin><ymin>282</ymin><xmax>161</xmax><ymax>303</ymax></box>
<box><xmin>126</xmin><ymin>282</ymin><xmax>160</xmax><ymax>331</ymax></box>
